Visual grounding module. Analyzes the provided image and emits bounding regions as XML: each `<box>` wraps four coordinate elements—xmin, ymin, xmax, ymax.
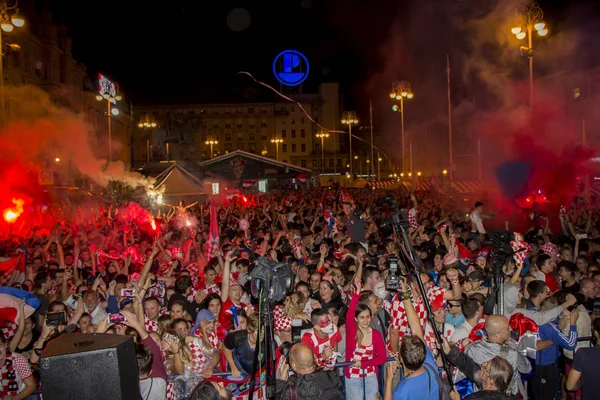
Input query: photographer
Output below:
<box><xmin>274</xmin><ymin>343</ymin><xmax>344</xmax><ymax>400</ymax></box>
<box><xmin>440</xmin><ymin>337</ymin><xmax>514</xmax><ymax>400</ymax></box>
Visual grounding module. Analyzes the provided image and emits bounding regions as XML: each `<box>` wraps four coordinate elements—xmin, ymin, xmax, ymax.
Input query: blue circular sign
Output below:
<box><xmin>272</xmin><ymin>50</ymin><xmax>310</xmax><ymax>87</ymax></box>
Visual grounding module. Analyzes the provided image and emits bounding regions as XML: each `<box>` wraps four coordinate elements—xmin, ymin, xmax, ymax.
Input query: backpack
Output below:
<box><xmin>424</xmin><ymin>362</ymin><xmax>452</xmax><ymax>400</ymax></box>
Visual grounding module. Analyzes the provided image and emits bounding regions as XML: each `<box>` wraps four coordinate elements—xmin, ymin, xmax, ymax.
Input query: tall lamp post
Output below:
<box><xmin>205</xmin><ymin>139</ymin><xmax>218</xmax><ymax>159</ymax></box>
<box><xmin>0</xmin><ymin>2</ymin><xmax>24</xmax><ymax>126</ymax></box>
<box><xmin>96</xmin><ymin>74</ymin><xmax>122</xmax><ymax>163</ymax></box>
<box><xmin>271</xmin><ymin>138</ymin><xmax>283</xmax><ymax>160</ymax></box>
<box><xmin>390</xmin><ymin>81</ymin><xmax>414</xmax><ymax>174</ymax></box>
<box><xmin>511</xmin><ymin>2</ymin><xmax>548</xmax><ymax>108</ymax></box>
<box><xmin>341</xmin><ymin>111</ymin><xmax>358</xmax><ymax>178</ymax></box>
<box><xmin>316</xmin><ymin>131</ymin><xmax>329</xmax><ymax>175</ymax></box>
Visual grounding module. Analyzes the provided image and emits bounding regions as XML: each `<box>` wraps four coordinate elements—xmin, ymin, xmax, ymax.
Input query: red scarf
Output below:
<box><xmin>0</xmin><ymin>352</ymin><xmax>19</xmax><ymax>398</ymax></box>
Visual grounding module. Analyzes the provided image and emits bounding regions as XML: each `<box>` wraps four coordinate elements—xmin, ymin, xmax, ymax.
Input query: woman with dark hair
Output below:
<box><xmin>344</xmin><ymin>278</ymin><xmax>386</xmax><ymax>400</ymax></box>
<box><xmin>201</xmin><ymin>293</ymin><xmax>227</xmax><ymax>341</ymax></box>
<box><xmin>188</xmin><ymin>380</ymin><xmax>231</xmax><ymax>400</ymax></box>
<box><xmin>316</xmin><ymin>278</ymin><xmax>347</xmax><ymax>326</ymax></box>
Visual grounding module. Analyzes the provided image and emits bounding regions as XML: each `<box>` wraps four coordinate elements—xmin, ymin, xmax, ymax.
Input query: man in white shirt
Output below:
<box><xmin>63</xmin><ymin>290</ymin><xmax>107</xmax><ymax>325</ymax></box>
<box><xmin>470</xmin><ymin>201</ymin><xmax>487</xmax><ymax>234</ymax></box>
<box><xmin>450</xmin><ymin>297</ymin><xmax>483</xmax><ymax>344</ymax></box>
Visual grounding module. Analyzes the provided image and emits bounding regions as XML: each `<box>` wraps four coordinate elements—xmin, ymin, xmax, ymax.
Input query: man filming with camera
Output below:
<box><xmin>274</xmin><ymin>343</ymin><xmax>344</xmax><ymax>400</ymax></box>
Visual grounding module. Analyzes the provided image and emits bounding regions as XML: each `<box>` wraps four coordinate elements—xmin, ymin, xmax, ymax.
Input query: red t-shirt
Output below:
<box><xmin>545</xmin><ymin>273</ymin><xmax>559</xmax><ymax>293</ymax></box>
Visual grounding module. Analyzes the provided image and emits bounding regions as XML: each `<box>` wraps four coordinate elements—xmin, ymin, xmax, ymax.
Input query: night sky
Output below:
<box><xmin>42</xmin><ymin>0</ymin><xmax>599</xmax><ymax>115</ymax></box>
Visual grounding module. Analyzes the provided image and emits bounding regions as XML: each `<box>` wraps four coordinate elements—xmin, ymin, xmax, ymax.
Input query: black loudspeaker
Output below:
<box><xmin>39</xmin><ymin>333</ymin><xmax>140</xmax><ymax>400</ymax></box>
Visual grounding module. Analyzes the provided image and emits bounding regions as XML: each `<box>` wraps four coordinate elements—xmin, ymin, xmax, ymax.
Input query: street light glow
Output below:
<box><xmin>538</xmin><ymin>29</ymin><xmax>548</xmax><ymax>36</ymax></box>
<box><xmin>516</xmin><ymin>32</ymin><xmax>526</xmax><ymax>39</ymax></box>
<box><xmin>111</xmin><ymin>108</ymin><xmax>119</xmax><ymax>116</ymax></box>
<box><xmin>511</xmin><ymin>27</ymin><xmax>522</xmax><ymax>34</ymax></box>
<box><xmin>0</xmin><ymin>20</ymin><xmax>13</xmax><ymax>32</ymax></box>
<box><xmin>11</xmin><ymin>13</ymin><xmax>24</xmax><ymax>27</ymax></box>
<box><xmin>534</xmin><ymin>22</ymin><xmax>545</xmax><ymax>31</ymax></box>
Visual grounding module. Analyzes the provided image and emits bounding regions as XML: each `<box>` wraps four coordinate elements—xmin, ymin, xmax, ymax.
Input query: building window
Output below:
<box><xmin>201</xmin><ymin>135</ymin><xmax>207</xmax><ymax>141</ymax></box>
<box><xmin>329</xmin><ymin>159</ymin><xmax>333</xmax><ymax>167</ymax></box>
<box><xmin>291</xmin><ymin>130</ymin><xmax>296</xmax><ymax>138</ymax></box>
<box><xmin>300</xmin><ymin>117</ymin><xmax>305</xmax><ymax>124</ymax></box>
<box><xmin>248</xmin><ymin>108</ymin><xmax>254</xmax><ymax>113</ymax></box>
<box><xmin>261</xmin><ymin>135</ymin><xmax>267</xmax><ymax>140</ymax></box>
<box><xmin>261</xmin><ymin>122</ymin><xmax>267</xmax><ymax>128</ymax></box>
<box><xmin>249</xmin><ymin>124</ymin><xmax>255</xmax><ymax>128</ymax></box>
<box><xmin>237</xmin><ymin>124</ymin><xmax>243</xmax><ymax>129</ymax></box>
<box><xmin>249</xmin><ymin>133</ymin><xmax>255</xmax><ymax>140</ymax></box>
<box><xmin>301</xmin><ymin>144</ymin><xmax>306</xmax><ymax>152</ymax></box>
<box><xmin>226</xmin><ymin>133</ymin><xmax>231</xmax><ymax>141</ymax></box>
<box><xmin>201</xmin><ymin>121</ymin><xmax>206</xmax><ymax>128</ymax></box>
<box><xmin>237</xmin><ymin>143</ymin><xmax>244</xmax><ymax>150</ymax></box>
<box><xmin>282</xmin><ymin>130</ymin><xmax>287</xmax><ymax>138</ymax></box>
<box><xmin>292</xmin><ymin>144</ymin><xmax>297</xmax><ymax>152</ymax></box>
<box><xmin>212</xmin><ymin>124</ymin><xmax>219</xmax><ymax>128</ymax></box>
<box><xmin>283</xmin><ymin>159</ymin><xmax>287</xmax><ymax>163</ymax></box>
<box><xmin>312</xmin><ymin>159</ymin><xmax>317</xmax><ymax>168</ymax></box>
<box><xmin>315</xmin><ymin>144</ymin><xmax>320</xmax><ymax>152</ymax></box>
<box><xmin>337</xmin><ymin>159</ymin><xmax>342</xmax><ymax>167</ymax></box>
<box><xmin>291</xmin><ymin>119</ymin><xmax>295</xmax><ymax>124</ymax></box>
<box><xmin>225</xmin><ymin>143</ymin><xmax>233</xmax><ymax>151</ymax></box>
<box><xmin>301</xmin><ymin>160</ymin><xmax>307</xmax><ymax>168</ymax></box>
<box><xmin>225</xmin><ymin>123</ymin><xmax>231</xmax><ymax>128</ymax></box>
<box><xmin>282</xmin><ymin>144</ymin><xmax>287</xmax><ymax>153</ymax></box>
<box><xmin>301</xmin><ymin>129</ymin><xmax>305</xmax><ymax>138</ymax></box>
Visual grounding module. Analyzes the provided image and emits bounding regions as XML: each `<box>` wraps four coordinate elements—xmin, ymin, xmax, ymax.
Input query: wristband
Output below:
<box><xmin>399</xmin><ymin>292</ymin><xmax>410</xmax><ymax>301</ymax></box>
<box><xmin>450</xmin><ymin>280</ymin><xmax>459</xmax><ymax>286</ymax></box>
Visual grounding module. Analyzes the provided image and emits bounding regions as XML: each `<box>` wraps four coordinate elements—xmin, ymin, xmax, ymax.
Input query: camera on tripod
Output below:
<box><xmin>386</xmin><ymin>255</ymin><xmax>402</xmax><ymax>291</ymax></box>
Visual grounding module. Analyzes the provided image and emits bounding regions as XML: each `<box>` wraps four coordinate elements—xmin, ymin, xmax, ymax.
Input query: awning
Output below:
<box><xmin>450</xmin><ymin>180</ymin><xmax>493</xmax><ymax>194</ymax></box>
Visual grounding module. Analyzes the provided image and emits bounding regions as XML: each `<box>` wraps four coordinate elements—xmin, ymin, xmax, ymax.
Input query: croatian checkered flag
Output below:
<box><xmin>408</xmin><ymin>207</ymin><xmax>418</xmax><ymax>229</ymax></box>
<box><xmin>206</xmin><ymin>201</ymin><xmax>220</xmax><ymax>259</ymax></box>
<box><xmin>510</xmin><ymin>232</ymin><xmax>529</xmax><ymax>269</ymax></box>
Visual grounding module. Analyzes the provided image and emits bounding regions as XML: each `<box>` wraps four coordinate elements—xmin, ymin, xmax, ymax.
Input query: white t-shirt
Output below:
<box><xmin>139</xmin><ymin>377</ymin><xmax>167</xmax><ymax>400</ymax></box>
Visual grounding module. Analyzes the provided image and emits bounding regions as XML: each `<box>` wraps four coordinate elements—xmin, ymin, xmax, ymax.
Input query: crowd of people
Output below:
<box><xmin>1</xmin><ymin>187</ymin><xmax>599</xmax><ymax>400</ymax></box>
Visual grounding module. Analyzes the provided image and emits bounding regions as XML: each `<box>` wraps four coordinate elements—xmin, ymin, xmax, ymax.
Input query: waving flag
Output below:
<box><xmin>206</xmin><ymin>201</ymin><xmax>220</xmax><ymax>259</ymax></box>
<box><xmin>0</xmin><ymin>287</ymin><xmax>40</xmax><ymax>340</ymax></box>
<box><xmin>0</xmin><ymin>255</ymin><xmax>25</xmax><ymax>286</ymax></box>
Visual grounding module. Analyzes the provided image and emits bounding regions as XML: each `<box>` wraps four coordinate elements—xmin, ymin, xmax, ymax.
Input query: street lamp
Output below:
<box><xmin>0</xmin><ymin>1</ymin><xmax>24</xmax><ymax>126</ymax></box>
<box><xmin>341</xmin><ymin>111</ymin><xmax>358</xmax><ymax>178</ymax></box>
<box><xmin>390</xmin><ymin>80</ymin><xmax>414</xmax><ymax>174</ymax></box>
<box><xmin>316</xmin><ymin>132</ymin><xmax>329</xmax><ymax>175</ymax></box>
<box><xmin>377</xmin><ymin>156</ymin><xmax>382</xmax><ymax>181</ymax></box>
<box><xmin>205</xmin><ymin>139</ymin><xmax>218</xmax><ymax>159</ymax></box>
<box><xmin>96</xmin><ymin>74</ymin><xmax>122</xmax><ymax>163</ymax></box>
<box><xmin>138</xmin><ymin>113</ymin><xmax>157</xmax><ymax>129</ymax></box>
<box><xmin>511</xmin><ymin>2</ymin><xmax>548</xmax><ymax>107</ymax></box>
<box><xmin>271</xmin><ymin>138</ymin><xmax>283</xmax><ymax>160</ymax></box>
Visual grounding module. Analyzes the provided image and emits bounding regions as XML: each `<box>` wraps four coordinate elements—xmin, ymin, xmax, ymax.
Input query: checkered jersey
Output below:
<box><xmin>273</xmin><ymin>304</ymin><xmax>285</xmax><ymax>320</ymax></box>
<box><xmin>423</xmin><ymin>322</ymin><xmax>455</xmax><ymax>359</ymax></box>
<box><xmin>188</xmin><ymin>336</ymin><xmax>217</xmax><ymax>374</ymax></box>
<box><xmin>389</xmin><ymin>287</ymin><xmax>446</xmax><ymax>349</ymax></box>
<box><xmin>144</xmin><ymin>317</ymin><xmax>159</xmax><ymax>333</ymax></box>
<box><xmin>348</xmin><ymin>343</ymin><xmax>376</xmax><ymax>379</ymax></box>
<box><xmin>166</xmin><ymin>382</ymin><xmax>175</xmax><ymax>400</ymax></box>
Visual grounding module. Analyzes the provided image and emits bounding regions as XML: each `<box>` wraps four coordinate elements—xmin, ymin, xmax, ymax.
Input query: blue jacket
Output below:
<box><xmin>536</xmin><ymin>323</ymin><xmax>577</xmax><ymax>365</ymax></box>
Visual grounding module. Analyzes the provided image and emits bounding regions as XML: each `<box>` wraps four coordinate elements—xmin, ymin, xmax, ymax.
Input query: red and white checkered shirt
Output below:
<box><xmin>423</xmin><ymin>322</ymin><xmax>455</xmax><ymax>359</ymax></box>
<box><xmin>273</xmin><ymin>304</ymin><xmax>285</xmax><ymax>320</ymax></box>
<box><xmin>196</xmin><ymin>281</ymin><xmax>221</xmax><ymax>297</ymax></box>
<box><xmin>388</xmin><ymin>286</ymin><xmax>446</xmax><ymax>351</ymax></box>
<box><xmin>144</xmin><ymin>317</ymin><xmax>159</xmax><ymax>333</ymax></box>
<box><xmin>348</xmin><ymin>343</ymin><xmax>376</xmax><ymax>379</ymax></box>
